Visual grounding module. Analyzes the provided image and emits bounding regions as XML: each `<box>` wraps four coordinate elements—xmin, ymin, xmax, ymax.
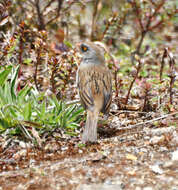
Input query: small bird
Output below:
<box><xmin>76</xmin><ymin>42</ymin><xmax>112</xmax><ymax>143</ymax></box>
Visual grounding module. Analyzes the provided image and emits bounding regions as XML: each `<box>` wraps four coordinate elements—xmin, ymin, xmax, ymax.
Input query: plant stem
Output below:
<box><xmin>125</xmin><ymin>60</ymin><xmax>142</xmax><ymax>104</ymax></box>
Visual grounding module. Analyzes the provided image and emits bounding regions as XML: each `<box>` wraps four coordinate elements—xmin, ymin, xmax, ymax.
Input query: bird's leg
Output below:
<box><xmin>82</xmin><ymin>109</ymin><xmax>99</xmax><ymax>143</ymax></box>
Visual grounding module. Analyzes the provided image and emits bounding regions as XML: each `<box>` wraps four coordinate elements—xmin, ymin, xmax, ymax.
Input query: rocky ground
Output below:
<box><xmin>0</xmin><ymin>113</ymin><xmax>177</xmax><ymax>190</ymax></box>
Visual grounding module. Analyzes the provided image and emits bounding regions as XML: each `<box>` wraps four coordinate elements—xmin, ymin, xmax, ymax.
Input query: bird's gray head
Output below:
<box><xmin>79</xmin><ymin>42</ymin><xmax>105</xmax><ymax>64</ymax></box>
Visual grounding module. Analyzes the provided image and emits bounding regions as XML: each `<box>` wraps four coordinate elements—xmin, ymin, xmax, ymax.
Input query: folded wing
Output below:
<box><xmin>77</xmin><ymin>65</ymin><xmax>112</xmax><ymax>114</ymax></box>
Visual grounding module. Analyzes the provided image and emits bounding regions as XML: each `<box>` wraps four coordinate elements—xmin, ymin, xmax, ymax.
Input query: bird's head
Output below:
<box><xmin>77</xmin><ymin>42</ymin><xmax>105</xmax><ymax>63</ymax></box>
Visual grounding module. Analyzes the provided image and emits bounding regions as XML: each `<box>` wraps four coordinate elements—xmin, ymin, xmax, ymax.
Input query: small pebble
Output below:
<box><xmin>19</xmin><ymin>141</ymin><xmax>26</xmax><ymax>148</ymax></box>
<box><xmin>150</xmin><ymin>164</ymin><xmax>164</xmax><ymax>174</ymax></box>
<box><xmin>163</xmin><ymin>161</ymin><xmax>173</xmax><ymax>168</ymax></box>
<box><xmin>149</xmin><ymin>135</ymin><xmax>165</xmax><ymax>144</ymax></box>
<box><xmin>144</xmin><ymin>136</ymin><xmax>150</xmax><ymax>140</ymax></box>
<box><xmin>78</xmin><ymin>149</ymin><xmax>83</xmax><ymax>154</ymax></box>
<box><xmin>143</xmin><ymin>187</ymin><xmax>153</xmax><ymax>190</ymax></box>
<box><xmin>172</xmin><ymin>150</ymin><xmax>178</xmax><ymax>161</ymax></box>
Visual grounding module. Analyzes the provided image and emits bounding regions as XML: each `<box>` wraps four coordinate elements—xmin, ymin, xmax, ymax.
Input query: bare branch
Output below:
<box><xmin>125</xmin><ymin>59</ymin><xmax>142</xmax><ymax>105</ymax></box>
<box><xmin>35</xmin><ymin>0</ymin><xmax>45</xmax><ymax>30</ymax></box>
<box><xmin>90</xmin><ymin>0</ymin><xmax>100</xmax><ymax>40</ymax></box>
<box><xmin>42</xmin><ymin>0</ymin><xmax>54</xmax><ymax>13</ymax></box>
<box><xmin>117</xmin><ymin>112</ymin><xmax>178</xmax><ymax>131</ymax></box>
<box><xmin>45</xmin><ymin>0</ymin><xmax>64</xmax><ymax>26</ymax></box>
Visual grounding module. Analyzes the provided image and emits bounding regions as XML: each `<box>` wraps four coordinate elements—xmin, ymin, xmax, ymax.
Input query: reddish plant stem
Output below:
<box><xmin>91</xmin><ymin>0</ymin><xmax>100</xmax><ymax>41</ymax></box>
<box><xmin>17</xmin><ymin>24</ymin><xmax>25</xmax><ymax>91</ymax></box>
<box><xmin>18</xmin><ymin>36</ymin><xmax>23</xmax><ymax>67</ymax></box>
<box><xmin>167</xmin><ymin>52</ymin><xmax>176</xmax><ymax>105</ymax></box>
<box><xmin>160</xmin><ymin>48</ymin><xmax>167</xmax><ymax>81</ymax></box>
<box><xmin>142</xmin><ymin>81</ymin><xmax>151</xmax><ymax>111</ymax></box>
<box><xmin>149</xmin><ymin>0</ymin><xmax>156</xmax><ymax>6</ymax></box>
<box><xmin>51</xmin><ymin>58</ymin><xmax>58</xmax><ymax>94</ymax></box>
<box><xmin>35</xmin><ymin>0</ymin><xmax>45</xmax><ymax>30</ymax></box>
<box><xmin>148</xmin><ymin>20</ymin><xmax>163</xmax><ymax>31</ymax></box>
<box><xmin>34</xmin><ymin>48</ymin><xmax>40</xmax><ymax>91</ymax></box>
<box><xmin>160</xmin><ymin>48</ymin><xmax>175</xmax><ymax>105</ymax></box>
<box><xmin>100</xmin><ymin>13</ymin><xmax>117</xmax><ymax>41</ymax></box>
<box><xmin>136</xmin><ymin>31</ymin><xmax>146</xmax><ymax>54</ymax></box>
<box><xmin>133</xmin><ymin>0</ymin><xmax>144</xmax><ymax>31</ymax></box>
<box><xmin>169</xmin><ymin>71</ymin><xmax>175</xmax><ymax>105</ymax></box>
<box><xmin>62</xmin><ymin>57</ymin><xmax>73</xmax><ymax>96</ymax></box>
<box><xmin>142</xmin><ymin>90</ymin><xmax>148</xmax><ymax>111</ymax></box>
<box><xmin>126</xmin><ymin>0</ymin><xmax>166</xmax><ymax>105</ymax></box>
<box><xmin>46</xmin><ymin>0</ymin><xmax>64</xmax><ymax>25</ymax></box>
<box><xmin>42</xmin><ymin>0</ymin><xmax>54</xmax><ymax>12</ymax></box>
<box><xmin>125</xmin><ymin>60</ymin><xmax>142</xmax><ymax>104</ymax></box>
<box><xmin>133</xmin><ymin>0</ymin><xmax>165</xmax><ymax>55</ymax></box>
<box><xmin>114</xmin><ymin>69</ymin><xmax>119</xmax><ymax>98</ymax></box>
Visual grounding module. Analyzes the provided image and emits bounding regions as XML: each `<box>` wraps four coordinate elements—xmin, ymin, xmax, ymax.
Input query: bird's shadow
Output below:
<box><xmin>97</xmin><ymin>125</ymin><xmax>124</xmax><ymax>139</ymax></box>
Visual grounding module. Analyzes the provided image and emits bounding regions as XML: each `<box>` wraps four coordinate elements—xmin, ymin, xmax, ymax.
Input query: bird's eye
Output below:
<box><xmin>81</xmin><ymin>44</ymin><xmax>88</xmax><ymax>52</ymax></box>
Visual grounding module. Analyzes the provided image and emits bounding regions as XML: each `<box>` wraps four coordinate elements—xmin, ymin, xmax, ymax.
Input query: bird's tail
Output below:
<box><xmin>82</xmin><ymin>109</ymin><xmax>99</xmax><ymax>143</ymax></box>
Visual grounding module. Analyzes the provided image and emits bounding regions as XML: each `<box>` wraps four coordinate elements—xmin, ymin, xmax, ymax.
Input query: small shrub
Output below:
<box><xmin>0</xmin><ymin>66</ymin><xmax>84</xmax><ymax>139</ymax></box>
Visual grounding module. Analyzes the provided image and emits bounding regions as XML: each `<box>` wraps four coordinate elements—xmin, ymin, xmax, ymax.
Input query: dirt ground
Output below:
<box><xmin>0</xmin><ymin>118</ymin><xmax>178</xmax><ymax>190</ymax></box>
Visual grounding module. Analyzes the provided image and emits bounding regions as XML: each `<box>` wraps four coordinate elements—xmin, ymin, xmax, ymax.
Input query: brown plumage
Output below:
<box><xmin>76</xmin><ymin>42</ymin><xmax>112</xmax><ymax>143</ymax></box>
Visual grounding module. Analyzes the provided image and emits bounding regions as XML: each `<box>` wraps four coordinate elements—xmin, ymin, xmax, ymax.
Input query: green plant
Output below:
<box><xmin>0</xmin><ymin>66</ymin><xmax>84</xmax><ymax>139</ymax></box>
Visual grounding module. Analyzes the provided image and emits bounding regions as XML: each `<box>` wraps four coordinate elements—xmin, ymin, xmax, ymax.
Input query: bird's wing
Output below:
<box><xmin>101</xmin><ymin>68</ymin><xmax>112</xmax><ymax>114</ymax></box>
<box><xmin>77</xmin><ymin>67</ymin><xmax>94</xmax><ymax>110</ymax></box>
<box><xmin>77</xmin><ymin>65</ymin><xmax>112</xmax><ymax>113</ymax></box>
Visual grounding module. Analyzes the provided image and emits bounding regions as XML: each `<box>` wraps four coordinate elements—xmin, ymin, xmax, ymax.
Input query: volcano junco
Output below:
<box><xmin>76</xmin><ymin>42</ymin><xmax>112</xmax><ymax>143</ymax></box>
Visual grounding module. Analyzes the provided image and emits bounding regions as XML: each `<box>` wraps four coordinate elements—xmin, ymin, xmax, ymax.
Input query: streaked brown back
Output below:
<box><xmin>77</xmin><ymin>64</ymin><xmax>112</xmax><ymax>114</ymax></box>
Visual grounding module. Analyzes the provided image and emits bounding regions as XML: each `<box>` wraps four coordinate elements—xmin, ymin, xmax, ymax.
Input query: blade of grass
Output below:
<box><xmin>10</xmin><ymin>65</ymin><xmax>20</xmax><ymax>101</ymax></box>
<box><xmin>0</xmin><ymin>66</ymin><xmax>13</xmax><ymax>86</ymax></box>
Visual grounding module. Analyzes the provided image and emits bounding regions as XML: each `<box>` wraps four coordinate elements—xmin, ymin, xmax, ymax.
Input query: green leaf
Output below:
<box><xmin>64</xmin><ymin>40</ymin><xmax>72</xmax><ymax>48</ymax></box>
<box><xmin>23</xmin><ymin>58</ymin><xmax>32</xmax><ymax>65</ymax></box>
<box><xmin>4</xmin><ymin>82</ymin><xmax>13</xmax><ymax>104</ymax></box>
<box><xmin>23</xmin><ymin>102</ymin><xmax>32</xmax><ymax>120</ymax></box>
<box><xmin>77</xmin><ymin>143</ymin><xmax>86</xmax><ymax>148</ymax></box>
<box><xmin>3</xmin><ymin>104</ymin><xmax>22</xmax><ymax>118</ymax></box>
<box><xmin>66</xmin><ymin>122</ymin><xmax>80</xmax><ymax>129</ymax></box>
<box><xmin>65</xmin><ymin>105</ymin><xmax>77</xmax><ymax>118</ymax></box>
<box><xmin>140</xmin><ymin>70</ymin><xmax>148</xmax><ymax>77</ymax></box>
<box><xmin>0</xmin><ymin>118</ymin><xmax>11</xmax><ymax>131</ymax></box>
<box><xmin>17</xmin><ymin>85</ymin><xmax>32</xmax><ymax>103</ymax></box>
<box><xmin>49</xmin><ymin>95</ymin><xmax>63</xmax><ymax>114</ymax></box>
<box><xmin>10</xmin><ymin>66</ymin><xmax>20</xmax><ymax>101</ymax></box>
<box><xmin>0</xmin><ymin>66</ymin><xmax>13</xmax><ymax>86</ymax></box>
<box><xmin>0</xmin><ymin>87</ymin><xmax>6</xmax><ymax>105</ymax></box>
<box><xmin>67</xmin><ymin>107</ymin><xmax>84</xmax><ymax>124</ymax></box>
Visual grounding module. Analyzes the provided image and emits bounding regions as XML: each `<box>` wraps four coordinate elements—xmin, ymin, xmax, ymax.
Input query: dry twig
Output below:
<box><xmin>117</xmin><ymin>112</ymin><xmax>178</xmax><ymax>131</ymax></box>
